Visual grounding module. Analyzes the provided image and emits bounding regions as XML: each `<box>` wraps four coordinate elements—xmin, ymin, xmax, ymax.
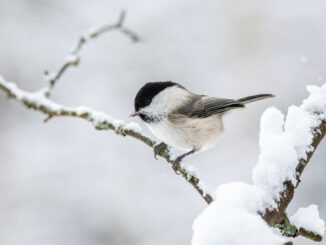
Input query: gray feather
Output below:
<box><xmin>238</xmin><ymin>94</ymin><xmax>274</xmax><ymax>104</ymax></box>
<box><xmin>176</xmin><ymin>93</ymin><xmax>274</xmax><ymax>118</ymax></box>
<box><xmin>178</xmin><ymin>96</ymin><xmax>244</xmax><ymax>118</ymax></box>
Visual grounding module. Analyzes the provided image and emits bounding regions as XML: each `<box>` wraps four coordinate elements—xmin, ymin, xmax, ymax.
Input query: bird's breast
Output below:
<box><xmin>147</xmin><ymin>115</ymin><xmax>224</xmax><ymax>152</ymax></box>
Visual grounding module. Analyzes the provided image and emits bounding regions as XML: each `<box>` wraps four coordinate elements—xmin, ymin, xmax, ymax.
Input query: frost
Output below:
<box><xmin>290</xmin><ymin>205</ymin><xmax>325</xmax><ymax>236</ymax></box>
<box><xmin>0</xmin><ymin>77</ymin><xmax>62</xmax><ymax>111</ymax></box>
<box><xmin>124</xmin><ymin>122</ymin><xmax>142</xmax><ymax>133</ymax></box>
<box><xmin>198</xmin><ymin>181</ymin><xmax>208</xmax><ymax>196</ymax></box>
<box><xmin>84</xmin><ymin>26</ymin><xmax>101</xmax><ymax>40</ymax></box>
<box><xmin>65</xmin><ymin>54</ymin><xmax>79</xmax><ymax>64</ymax></box>
<box><xmin>179</xmin><ymin>163</ymin><xmax>207</xmax><ymax>189</ymax></box>
<box><xmin>93</xmin><ymin>111</ymin><xmax>114</xmax><ymax>125</ymax></box>
<box><xmin>112</xmin><ymin>119</ymin><xmax>126</xmax><ymax>128</ymax></box>
<box><xmin>74</xmin><ymin>106</ymin><xmax>141</xmax><ymax>132</ymax></box>
<box><xmin>0</xmin><ymin>76</ymin><xmax>143</xmax><ymax>136</ymax></box>
<box><xmin>44</xmin><ymin>71</ymin><xmax>56</xmax><ymax>82</ymax></box>
<box><xmin>180</xmin><ymin>163</ymin><xmax>198</xmax><ymax>179</ymax></box>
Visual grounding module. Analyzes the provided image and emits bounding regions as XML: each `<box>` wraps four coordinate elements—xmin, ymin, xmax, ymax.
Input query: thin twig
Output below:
<box><xmin>275</xmin><ymin>214</ymin><xmax>324</xmax><ymax>242</ymax></box>
<box><xmin>43</xmin><ymin>10</ymin><xmax>140</xmax><ymax>97</ymax></box>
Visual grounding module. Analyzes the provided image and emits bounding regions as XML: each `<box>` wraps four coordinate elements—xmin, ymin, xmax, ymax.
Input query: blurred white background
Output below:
<box><xmin>0</xmin><ymin>0</ymin><xmax>325</xmax><ymax>244</ymax></box>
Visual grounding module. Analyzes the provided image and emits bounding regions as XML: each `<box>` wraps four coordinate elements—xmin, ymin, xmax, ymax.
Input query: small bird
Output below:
<box><xmin>131</xmin><ymin>82</ymin><xmax>273</xmax><ymax>164</ymax></box>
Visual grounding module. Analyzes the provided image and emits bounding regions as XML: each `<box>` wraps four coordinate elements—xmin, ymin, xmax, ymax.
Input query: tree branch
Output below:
<box><xmin>261</xmin><ymin>109</ymin><xmax>326</xmax><ymax>241</ymax></box>
<box><xmin>0</xmin><ymin>75</ymin><xmax>213</xmax><ymax>204</ymax></box>
<box><xmin>43</xmin><ymin>10</ymin><xmax>140</xmax><ymax>97</ymax></box>
<box><xmin>263</xmin><ymin>120</ymin><xmax>326</xmax><ymax>225</ymax></box>
<box><xmin>0</xmin><ymin>9</ymin><xmax>213</xmax><ymax>206</ymax></box>
<box><xmin>275</xmin><ymin>214</ymin><xmax>324</xmax><ymax>242</ymax></box>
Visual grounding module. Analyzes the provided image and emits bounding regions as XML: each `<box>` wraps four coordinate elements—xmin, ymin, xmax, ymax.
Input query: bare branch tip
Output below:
<box><xmin>117</xmin><ymin>10</ymin><xmax>127</xmax><ymax>27</ymax></box>
<box><xmin>44</xmin><ymin>115</ymin><xmax>53</xmax><ymax>123</ymax></box>
<box><xmin>120</xmin><ymin>28</ymin><xmax>141</xmax><ymax>43</ymax></box>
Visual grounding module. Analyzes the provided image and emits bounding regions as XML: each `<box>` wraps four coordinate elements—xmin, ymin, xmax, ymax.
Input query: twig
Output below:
<box><xmin>43</xmin><ymin>10</ymin><xmax>140</xmax><ymax>97</ymax></box>
<box><xmin>275</xmin><ymin>215</ymin><xmax>323</xmax><ymax>242</ymax></box>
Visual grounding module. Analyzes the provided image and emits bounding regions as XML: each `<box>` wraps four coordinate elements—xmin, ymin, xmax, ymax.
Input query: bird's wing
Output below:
<box><xmin>184</xmin><ymin>96</ymin><xmax>245</xmax><ymax>118</ymax></box>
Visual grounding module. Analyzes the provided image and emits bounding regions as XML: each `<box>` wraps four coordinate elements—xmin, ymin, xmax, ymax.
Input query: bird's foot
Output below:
<box><xmin>172</xmin><ymin>158</ymin><xmax>182</xmax><ymax>173</ymax></box>
<box><xmin>173</xmin><ymin>149</ymin><xmax>195</xmax><ymax>165</ymax></box>
<box><xmin>173</xmin><ymin>156</ymin><xmax>183</xmax><ymax>165</ymax></box>
<box><xmin>172</xmin><ymin>149</ymin><xmax>196</xmax><ymax>173</ymax></box>
<box><xmin>172</xmin><ymin>155</ymin><xmax>187</xmax><ymax>174</ymax></box>
<box><xmin>153</xmin><ymin>142</ymin><xmax>169</xmax><ymax>160</ymax></box>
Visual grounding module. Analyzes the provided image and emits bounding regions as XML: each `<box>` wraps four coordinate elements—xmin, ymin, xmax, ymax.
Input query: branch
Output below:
<box><xmin>257</xmin><ymin>91</ymin><xmax>326</xmax><ymax>241</ymax></box>
<box><xmin>0</xmin><ymin>10</ymin><xmax>213</xmax><ymax>204</ymax></box>
<box><xmin>192</xmin><ymin>86</ymin><xmax>325</xmax><ymax>245</ymax></box>
<box><xmin>0</xmin><ymin>78</ymin><xmax>213</xmax><ymax>204</ymax></box>
<box><xmin>0</xmin><ymin>11</ymin><xmax>212</xmax><ymax>204</ymax></box>
<box><xmin>263</xmin><ymin>120</ymin><xmax>326</xmax><ymax>226</ymax></box>
<box><xmin>43</xmin><ymin>10</ymin><xmax>140</xmax><ymax>97</ymax></box>
<box><xmin>275</xmin><ymin>215</ymin><xmax>323</xmax><ymax>242</ymax></box>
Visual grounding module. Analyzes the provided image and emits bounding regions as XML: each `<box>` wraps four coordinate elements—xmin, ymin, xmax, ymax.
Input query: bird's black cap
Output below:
<box><xmin>134</xmin><ymin>81</ymin><xmax>181</xmax><ymax>112</ymax></box>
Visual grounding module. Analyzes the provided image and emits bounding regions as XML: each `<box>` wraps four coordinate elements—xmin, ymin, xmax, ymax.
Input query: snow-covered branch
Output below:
<box><xmin>257</xmin><ymin>85</ymin><xmax>326</xmax><ymax>242</ymax></box>
<box><xmin>0</xmin><ymin>75</ymin><xmax>212</xmax><ymax>204</ymax></box>
<box><xmin>0</xmin><ymin>11</ymin><xmax>212</xmax><ymax>204</ymax></box>
<box><xmin>192</xmin><ymin>84</ymin><xmax>326</xmax><ymax>245</ymax></box>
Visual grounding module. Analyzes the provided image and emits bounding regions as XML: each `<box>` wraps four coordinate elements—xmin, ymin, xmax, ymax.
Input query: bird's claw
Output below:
<box><xmin>173</xmin><ymin>156</ymin><xmax>183</xmax><ymax>165</ymax></box>
<box><xmin>172</xmin><ymin>161</ymin><xmax>181</xmax><ymax>173</ymax></box>
<box><xmin>171</xmin><ymin>156</ymin><xmax>184</xmax><ymax>174</ymax></box>
<box><xmin>153</xmin><ymin>142</ymin><xmax>168</xmax><ymax>160</ymax></box>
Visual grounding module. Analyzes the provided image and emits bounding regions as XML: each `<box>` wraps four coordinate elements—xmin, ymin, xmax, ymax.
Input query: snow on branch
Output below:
<box><xmin>0</xmin><ymin>11</ymin><xmax>212</xmax><ymax>205</ymax></box>
<box><xmin>0</xmin><ymin>75</ymin><xmax>212</xmax><ymax>204</ymax></box>
<box><xmin>290</xmin><ymin>205</ymin><xmax>325</xmax><ymax>239</ymax></box>
<box><xmin>192</xmin><ymin>84</ymin><xmax>326</xmax><ymax>245</ymax></box>
<box><xmin>260</xmin><ymin>85</ymin><xmax>326</xmax><ymax>241</ymax></box>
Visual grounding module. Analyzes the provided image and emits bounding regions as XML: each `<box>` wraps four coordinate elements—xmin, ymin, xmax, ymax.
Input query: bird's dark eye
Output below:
<box><xmin>139</xmin><ymin>113</ymin><xmax>149</xmax><ymax>122</ymax></box>
<box><xmin>138</xmin><ymin>113</ymin><xmax>156</xmax><ymax>123</ymax></box>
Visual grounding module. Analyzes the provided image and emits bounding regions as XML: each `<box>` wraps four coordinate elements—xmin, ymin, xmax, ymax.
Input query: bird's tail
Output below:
<box><xmin>238</xmin><ymin>94</ymin><xmax>274</xmax><ymax>104</ymax></box>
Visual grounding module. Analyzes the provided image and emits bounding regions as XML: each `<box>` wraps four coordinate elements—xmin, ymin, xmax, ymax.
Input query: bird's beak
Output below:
<box><xmin>130</xmin><ymin>111</ymin><xmax>139</xmax><ymax>117</ymax></box>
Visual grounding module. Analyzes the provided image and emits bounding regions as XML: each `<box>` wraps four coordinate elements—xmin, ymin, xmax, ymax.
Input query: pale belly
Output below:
<box><xmin>147</xmin><ymin>116</ymin><xmax>224</xmax><ymax>152</ymax></box>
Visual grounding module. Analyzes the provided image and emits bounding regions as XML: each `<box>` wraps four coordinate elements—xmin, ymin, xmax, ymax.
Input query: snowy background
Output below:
<box><xmin>0</xmin><ymin>0</ymin><xmax>325</xmax><ymax>244</ymax></box>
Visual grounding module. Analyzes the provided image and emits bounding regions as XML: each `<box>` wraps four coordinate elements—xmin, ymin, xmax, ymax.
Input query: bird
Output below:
<box><xmin>131</xmin><ymin>81</ymin><xmax>273</xmax><ymax>164</ymax></box>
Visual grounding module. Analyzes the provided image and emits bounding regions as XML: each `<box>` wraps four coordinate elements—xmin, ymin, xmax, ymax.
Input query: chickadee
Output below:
<box><xmin>131</xmin><ymin>82</ymin><xmax>273</xmax><ymax>163</ymax></box>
